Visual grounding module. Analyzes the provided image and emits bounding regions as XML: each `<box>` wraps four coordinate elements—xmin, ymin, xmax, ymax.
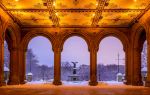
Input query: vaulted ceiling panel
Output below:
<box><xmin>11</xmin><ymin>11</ymin><xmax>53</xmax><ymax>25</ymax></box>
<box><xmin>105</xmin><ymin>0</ymin><xmax>149</xmax><ymax>9</ymax></box>
<box><xmin>0</xmin><ymin>0</ymin><xmax>150</xmax><ymax>27</ymax></box>
<box><xmin>99</xmin><ymin>11</ymin><xmax>141</xmax><ymax>26</ymax></box>
<box><xmin>55</xmin><ymin>0</ymin><xmax>97</xmax><ymax>9</ymax></box>
<box><xmin>59</xmin><ymin>12</ymin><xmax>94</xmax><ymax>25</ymax></box>
<box><xmin>1</xmin><ymin>0</ymin><xmax>46</xmax><ymax>9</ymax></box>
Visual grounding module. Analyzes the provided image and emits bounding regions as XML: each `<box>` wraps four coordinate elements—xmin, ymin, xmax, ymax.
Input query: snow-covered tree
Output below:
<box><xmin>141</xmin><ymin>41</ymin><xmax>147</xmax><ymax>68</ymax></box>
<box><xmin>61</xmin><ymin>61</ymin><xmax>72</xmax><ymax>81</ymax></box>
<box><xmin>4</xmin><ymin>41</ymin><xmax>10</xmax><ymax>68</ymax></box>
<box><xmin>26</xmin><ymin>48</ymin><xmax>39</xmax><ymax>72</ymax></box>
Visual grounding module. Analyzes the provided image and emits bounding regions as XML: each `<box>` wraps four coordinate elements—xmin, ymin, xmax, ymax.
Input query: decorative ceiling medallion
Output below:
<box><xmin>58</xmin><ymin>3</ymin><xmax>68</xmax><ymax>8</ymax></box>
<box><xmin>73</xmin><ymin>0</ymin><xmax>79</xmax><ymax>5</ymax></box>
<box><xmin>34</xmin><ymin>3</ymin><xmax>43</xmax><ymax>8</ymax></box>
<box><xmin>84</xmin><ymin>3</ymin><xmax>95</xmax><ymax>9</ymax></box>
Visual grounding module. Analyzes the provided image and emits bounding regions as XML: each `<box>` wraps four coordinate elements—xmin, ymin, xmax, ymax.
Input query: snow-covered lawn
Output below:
<box><xmin>27</xmin><ymin>80</ymin><xmax>124</xmax><ymax>86</ymax></box>
<box><xmin>62</xmin><ymin>81</ymin><xmax>89</xmax><ymax>85</ymax></box>
<box><xmin>103</xmin><ymin>81</ymin><xmax>123</xmax><ymax>84</ymax></box>
<box><xmin>27</xmin><ymin>79</ymin><xmax>53</xmax><ymax>84</ymax></box>
<box><xmin>100</xmin><ymin>81</ymin><xmax>124</xmax><ymax>85</ymax></box>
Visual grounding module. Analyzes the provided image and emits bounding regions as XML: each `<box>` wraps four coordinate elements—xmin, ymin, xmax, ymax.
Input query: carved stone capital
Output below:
<box><xmin>53</xmin><ymin>47</ymin><xmax>62</xmax><ymax>53</ymax></box>
<box><xmin>134</xmin><ymin>47</ymin><xmax>143</xmax><ymax>53</ymax></box>
<box><xmin>18</xmin><ymin>47</ymin><xmax>28</xmax><ymax>52</ymax></box>
<box><xmin>89</xmin><ymin>43</ymin><xmax>99</xmax><ymax>52</ymax></box>
<box><xmin>9</xmin><ymin>47</ymin><xmax>18</xmax><ymax>52</ymax></box>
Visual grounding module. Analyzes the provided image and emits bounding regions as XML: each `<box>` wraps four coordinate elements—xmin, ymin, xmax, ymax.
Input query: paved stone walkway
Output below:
<box><xmin>0</xmin><ymin>83</ymin><xmax>150</xmax><ymax>95</ymax></box>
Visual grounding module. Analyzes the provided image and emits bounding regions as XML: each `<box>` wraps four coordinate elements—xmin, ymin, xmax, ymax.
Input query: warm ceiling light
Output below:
<box><xmin>53</xmin><ymin>2</ymin><xmax>56</xmax><ymax>6</ymax></box>
<box><xmin>92</xmin><ymin>14</ymin><xmax>95</xmax><ymax>17</ymax></box>
<box><xmin>96</xmin><ymin>3</ymin><xmax>98</xmax><ymax>6</ymax></box>
<box><xmin>56</xmin><ymin>13</ymin><xmax>58</xmax><ymax>16</ymax></box>
<box><xmin>15</xmin><ymin>0</ymin><xmax>19</xmax><ymax>1</ymax></box>
<box><xmin>134</xmin><ymin>0</ymin><xmax>137</xmax><ymax>2</ymax></box>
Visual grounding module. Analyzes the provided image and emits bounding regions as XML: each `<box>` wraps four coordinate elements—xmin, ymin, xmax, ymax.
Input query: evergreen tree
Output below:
<box><xmin>4</xmin><ymin>41</ymin><xmax>10</xmax><ymax>68</ymax></box>
<box><xmin>141</xmin><ymin>41</ymin><xmax>147</xmax><ymax>68</ymax></box>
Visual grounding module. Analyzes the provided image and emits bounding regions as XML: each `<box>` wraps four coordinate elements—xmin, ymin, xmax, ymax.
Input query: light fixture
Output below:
<box><xmin>56</xmin><ymin>13</ymin><xmax>58</xmax><ymax>16</ymax></box>
<box><xmin>15</xmin><ymin>0</ymin><xmax>19</xmax><ymax>1</ymax></box>
<box><xmin>134</xmin><ymin>0</ymin><xmax>137</xmax><ymax>2</ymax></box>
<box><xmin>53</xmin><ymin>2</ymin><xmax>56</xmax><ymax>6</ymax></box>
<box><xmin>96</xmin><ymin>3</ymin><xmax>98</xmax><ymax>6</ymax></box>
<box><xmin>92</xmin><ymin>14</ymin><xmax>95</xmax><ymax>17</ymax></box>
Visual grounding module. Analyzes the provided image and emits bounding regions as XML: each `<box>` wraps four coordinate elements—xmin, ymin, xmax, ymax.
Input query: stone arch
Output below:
<box><xmin>4</xmin><ymin>23</ymin><xmax>20</xmax><ymax>49</ymax></box>
<box><xmin>5</xmin><ymin>28</ymin><xmax>17</xmax><ymax>49</ymax></box>
<box><xmin>133</xmin><ymin>26</ymin><xmax>147</xmax><ymax>50</ymax></box>
<box><xmin>19</xmin><ymin>30</ymin><xmax>55</xmax><ymax>84</ymax></box>
<box><xmin>1</xmin><ymin>22</ymin><xmax>21</xmax><ymax>85</ymax></box>
<box><xmin>96</xmin><ymin>29</ymin><xmax>130</xmax><ymax>84</ymax></box>
<box><xmin>131</xmin><ymin>25</ymin><xmax>147</xmax><ymax>86</ymax></box>
<box><xmin>60</xmin><ymin>31</ymin><xmax>91</xmax><ymax>51</ymax></box>
<box><xmin>21</xmin><ymin>30</ymin><xmax>55</xmax><ymax>51</ymax></box>
<box><xmin>97</xmin><ymin>30</ymin><xmax>129</xmax><ymax>51</ymax></box>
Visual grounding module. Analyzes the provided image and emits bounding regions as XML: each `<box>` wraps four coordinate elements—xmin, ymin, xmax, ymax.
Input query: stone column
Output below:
<box><xmin>89</xmin><ymin>47</ymin><xmax>98</xmax><ymax>86</ymax></box>
<box><xmin>8</xmin><ymin>47</ymin><xmax>20</xmax><ymax>85</ymax></box>
<box><xmin>53</xmin><ymin>48</ymin><xmax>62</xmax><ymax>85</ymax></box>
<box><xmin>19</xmin><ymin>49</ymin><xmax>26</xmax><ymax>84</ymax></box>
<box><xmin>145</xmin><ymin>36</ymin><xmax>150</xmax><ymax>87</ymax></box>
<box><xmin>132</xmin><ymin>47</ymin><xmax>143</xmax><ymax>86</ymax></box>
<box><xmin>0</xmin><ymin>40</ymin><xmax>4</xmax><ymax>86</ymax></box>
<box><xmin>124</xmin><ymin>47</ymin><xmax>132</xmax><ymax>85</ymax></box>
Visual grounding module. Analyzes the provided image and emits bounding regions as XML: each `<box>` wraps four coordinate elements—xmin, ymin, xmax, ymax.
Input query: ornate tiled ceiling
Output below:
<box><xmin>0</xmin><ymin>0</ymin><xmax>150</xmax><ymax>27</ymax></box>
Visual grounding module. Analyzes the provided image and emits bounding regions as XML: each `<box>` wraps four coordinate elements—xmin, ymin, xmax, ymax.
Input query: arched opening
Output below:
<box><xmin>26</xmin><ymin>36</ymin><xmax>54</xmax><ymax>84</ymax></box>
<box><xmin>141</xmin><ymin>41</ymin><xmax>147</xmax><ymax>84</ymax></box>
<box><xmin>97</xmin><ymin>36</ymin><xmax>125</xmax><ymax>85</ymax></box>
<box><xmin>61</xmin><ymin>36</ymin><xmax>90</xmax><ymax>85</ymax></box>
<box><xmin>3</xmin><ymin>28</ymin><xmax>15</xmax><ymax>85</ymax></box>
<box><xmin>4</xmin><ymin>40</ymin><xmax>10</xmax><ymax>84</ymax></box>
<box><xmin>136</xmin><ymin>29</ymin><xmax>147</xmax><ymax>85</ymax></box>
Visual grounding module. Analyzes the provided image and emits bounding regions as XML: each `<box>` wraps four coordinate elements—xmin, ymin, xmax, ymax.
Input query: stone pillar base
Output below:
<box><xmin>145</xmin><ymin>81</ymin><xmax>150</xmax><ymax>87</ymax></box>
<box><xmin>124</xmin><ymin>80</ymin><xmax>131</xmax><ymax>85</ymax></box>
<box><xmin>89</xmin><ymin>81</ymin><xmax>98</xmax><ymax>86</ymax></box>
<box><xmin>0</xmin><ymin>81</ymin><xmax>6</xmax><ymax>86</ymax></box>
<box><xmin>132</xmin><ymin>81</ymin><xmax>143</xmax><ymax>86</ymax></box>
<box><xmin>53</xmin><ymin>80</ymin><xmax>62</xmax><ymax>85</ymax></box>
<box><xmin>20</xmin><ymin>80</ymin><xmax>26</xmax><ymax>84</ymax></box>
<box><xmin>7</xmin><ymin>80</ymin><xmax>20</xmax><ymax>85</ymax></box>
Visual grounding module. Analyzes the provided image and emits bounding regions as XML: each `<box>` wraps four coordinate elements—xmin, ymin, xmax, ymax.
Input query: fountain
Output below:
<box><xmin>68</xmin><ymin>62</ymin><xmax>80</xmax><ymax>81</ymax></box>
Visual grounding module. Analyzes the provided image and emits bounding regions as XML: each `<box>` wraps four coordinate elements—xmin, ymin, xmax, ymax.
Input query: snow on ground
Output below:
<box><xmin>101</xmin><ymin>81</ymin><xmax>124</xmax><ymax>85</ymax></box>
<box><xmin>27</xmin><ymin>80</ymin><xmax>123</xmax><ymax>86</ymax></box>
<box><xmin>1</xmin><ymin>84</ymin><xmax>149</xmax><ymax>95</ymax></box>
<box><xmin>27</xmin><ymin>79</ymin><xmax>53</xmax><ymax>84</ymax></box>
<box><xmin>62</xmin><ymin>81</ymin><xmax>89</xmax><ymax>86</ymax></box>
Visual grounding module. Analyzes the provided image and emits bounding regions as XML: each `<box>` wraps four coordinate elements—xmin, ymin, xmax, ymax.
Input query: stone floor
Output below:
<box><xmin>0</xmin><ymin>83</ymin><xmax>150</xmax><ymax>95</ymax></box>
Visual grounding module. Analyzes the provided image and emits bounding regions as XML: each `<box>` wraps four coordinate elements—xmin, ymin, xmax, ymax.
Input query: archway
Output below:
<box><xmin>133</xmin><ymin>27</ymin><xmax>147</xmax><ymax>86</ymax></box>
<box><xmin>3</xmin><ymin>28</ymin><xmax>17</xmax><ymax>85</ymax></box>
<box><xmin>4</xmin><ymin>40</ymin><xmax>10</xmax><ymax>84</ymax></box>
<box><xmin>26</xmin><ymin>36</ymin><xmax>54</xmax><ymax>84</ymax></box>
<box><xmin>61</xmin><ymin>36</ymin><xmax>90</xmax><ymax>85</ymax></box>
<box><xmin>97</xmin><ymin>36</ymin><xmax>125</xmax><ymax>84</ymax></box>
<box><xmin>141</xmin><ymin>41</ymin><xmax>147</xmax><ymax>84</ymax></box>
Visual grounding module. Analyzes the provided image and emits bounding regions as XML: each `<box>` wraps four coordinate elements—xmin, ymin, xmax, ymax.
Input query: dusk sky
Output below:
<box><xmin>28</xmin><ymin>36</ymin><xmax>125</xmax><ymax>67</ymax></box>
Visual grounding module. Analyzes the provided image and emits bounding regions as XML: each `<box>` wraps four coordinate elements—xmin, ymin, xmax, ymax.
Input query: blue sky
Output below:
<box><xmin>28</xmin><ymin>36</ymin><xmax>125</xmax><ymax>67</ymax></box>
